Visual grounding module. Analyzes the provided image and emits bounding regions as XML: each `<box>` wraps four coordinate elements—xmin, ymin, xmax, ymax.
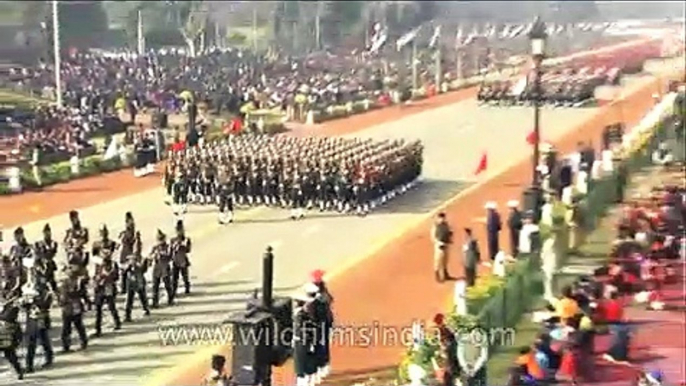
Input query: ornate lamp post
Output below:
<box><xmin>525</xmin><ymin>16</ymin><xmax>548</xmax><ymax>221</ymax></box>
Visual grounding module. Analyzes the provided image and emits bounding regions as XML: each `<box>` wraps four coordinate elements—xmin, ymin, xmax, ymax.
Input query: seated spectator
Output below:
<box><xmin>515</xmin><ymin>346</ymin><xmax>545</xmax><ymax>381</ymax></box>
<box><xmin>554</xmin><ymin>286</ymin><xmax>580</xmax><ymax>325</ymax></box>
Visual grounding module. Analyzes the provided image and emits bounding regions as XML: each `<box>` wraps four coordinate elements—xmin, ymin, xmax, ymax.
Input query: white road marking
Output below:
<box><xmin>219</xmin><ymin>262</ymin><xmax>239</xmax><ymax>273</ymax></box>
<box><xmin>303</xmin><ymin>225</ymin><xmax>321</xmax><ymax>236</ymax></box>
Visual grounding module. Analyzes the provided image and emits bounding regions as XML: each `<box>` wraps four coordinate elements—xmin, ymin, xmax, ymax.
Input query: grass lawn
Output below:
<box><xmin>0</xmin><ymin>89</ymin><xmax>49</xmax><ymax>107</ymax></box>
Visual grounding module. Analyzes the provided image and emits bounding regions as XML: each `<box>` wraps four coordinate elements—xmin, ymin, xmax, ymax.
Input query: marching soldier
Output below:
<box><xmin>59</xmin><ymin>267</ymin><xmax>88</xmax><ymax>352</ymax></box>
<box><xmin>34</xmin><ymin>224</ymin><xmax>58</xmax><ymax>292</ymax></box>
<box><xmin>485</xmin><ymin>202</ymin><xmax>501</xmax><ymax>261</ymax></box>
<box><xmin>118</xmin><ymin>212</ymin><xmax>137</xmax><ymax>293</ymax></box>
<box><xmin>93</xmin><ymin>245</ymin><xmax>121</xmax><ymax>337</ymax></box>
<box><xmin>163</xmin><ymin>161</ymin><xmax>176</xmax><ymax>205</ymax></box>
<box><xmin>22</xmin><ymin>284</ymin><xmax>54</xmax><ymax>372</ymax></box>
<box><xmin>172</xmin><ymin>167</ymin><xmax>190</xmax><ymax>218</ymax></box>
<box><xmin>507</xmin><ymin>200</ymin><xmax>523</xmax><ymax>258</ymax></box>
<box><xmin>0</xmin><ymin>293</ymin><xmax>24</xmax><ymax>379</ymax></box>
<box><xmin>64</xmin><ymin>210</ymin><xmax>89</xmax><ymax>260</ymax></box>
<box><xmin>290</xmin><ymin>173</ymin><xmax>306</xmax><ymax>220</ymax></box>
<box><xmin>124</xmin><ymin>253</ymin><xmax>150</xmax><ymax>322</ymax></box>
<box><xmin>216</xmin><ymin>165</ymin><xmax>235</xmax><ymax>225</ymax></box>
<box><xmin>92</xmin><ymin>224</ymin><xmax>118</xmax><ymax>263</ymax></box>
<box><xmin>171</xmin><ymin>220</ymin><xmax>192</xmax><ymax>295</ymax></box>
<box><xmin>149</xmin><ymin>230</ymin><xmax>174</xmax><ymax>308</ymax></box>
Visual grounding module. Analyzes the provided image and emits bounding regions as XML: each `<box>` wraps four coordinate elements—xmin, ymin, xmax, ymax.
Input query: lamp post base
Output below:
<box><xmin>522</xmin><ymin>185</ymin><xmax>543</xmax><ymax>223</ymax></box>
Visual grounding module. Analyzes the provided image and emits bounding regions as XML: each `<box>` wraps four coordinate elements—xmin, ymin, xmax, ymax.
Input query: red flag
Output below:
<box><xmin>474</xmin><ymin>151</ymin><xmax>488</xmax><ymax>175</ymax></box>
<box><xmin>526</xmin><ymin>130</ymin><xmax>538</xmax><ymax>145</ymax></box>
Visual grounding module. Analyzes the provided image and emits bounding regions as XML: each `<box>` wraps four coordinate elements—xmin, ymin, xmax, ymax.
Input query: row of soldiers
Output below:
<box><xmin>0</xmin><ymin>211</ymin><xmax>192</xmax><ymax>379</ymax></box>
<box><xmin>477</xmin><ymin>75</ymin><xmax>599</xmax><ymax>107</ymax></box>
<box><xmin>163</xmin><ymin>134</ymin><xmax>423</xmax><ymax>223</ymax></box>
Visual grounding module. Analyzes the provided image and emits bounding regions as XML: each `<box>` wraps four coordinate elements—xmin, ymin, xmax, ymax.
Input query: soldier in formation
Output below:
<box><xmin>0</xmin><ymin>210</ymin><xmax>195</xmax><ymax>378</ymax></box>
<box><xmin>163</xmin><ymin>134</ymin><xmax>423</xmax><ymax>221</ymax></box>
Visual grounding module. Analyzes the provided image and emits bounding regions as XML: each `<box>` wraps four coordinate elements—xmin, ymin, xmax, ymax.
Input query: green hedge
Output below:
<box><xmin>396</xmin><ymin>112</ymin><xmax>668</xmax><ymax>384</ymax></box>
<box><xmin>0</xmin><ymin>154</ymin><xmax>125</xmax><ymax>194</ymax></box>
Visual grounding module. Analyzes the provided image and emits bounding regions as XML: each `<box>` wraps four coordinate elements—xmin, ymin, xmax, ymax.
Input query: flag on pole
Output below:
<box><xmin>369</xmin><ymin>24</ymin><xmax>388</xmax><ymax>54</ymax></box>
<box><xmin>429</xmin><ymin>25</ymin><xmax>442</xmax><ymax>48</ymax></box>
<box><xmin>396</xmin><ymin>27</ymin><xmax>421</xmax><ymax>51</ymax></box>
<box><xmin>455</xmin><ymin>26</ymin><xmax>465</xmax><ymax>47</ymax></box>
<box><xmin>474</xmin><ymin>152</ymin><xmax>488</xmax><ymax>176</ymax></box>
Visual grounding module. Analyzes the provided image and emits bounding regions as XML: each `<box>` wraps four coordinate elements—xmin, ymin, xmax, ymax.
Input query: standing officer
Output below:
<box><xmin>462</xmin><ymin>228</ymin><xmax>482</xmax><ymax>287</ymax></box>
<box><xmin>293</xmin><ymin>293</ymin><xmax>317</xmax><ymax>386</ymax></box>
<box><xmin>124</xmin><ymin>253</ymin><xmax>150</xmax><ymax>322</ymax></box>
<box><xmin>216</xmin><ymin>165</ymin><xmax>235</xmax><ymax>225</ymax></box>
<box><xmin>34</xmin><ymin>224</ymin><xmax>58</xmax><ymax>292</ymax></box>
<box><xmin>59</xmin><ymin>267</ymin><xmax>88</xmax><ymax>352</ymax></box>
<box><xmin>171</xmin><ymin>220</ymin><xmax>192</xmax><ymax>296</ymax></box>
<box><xmin>149</xmin><ymin>230</ymin><xmax>174</xmax><ymax>308</ymax></box>
<box><xmin>485</xmin><ymin>202</ymin><xmax>501</xmax><ymax>261</ymax></box>
<box><xmin>22</xmin><ymin>284</ymin><xmax>54</xmax><ymax>372</ymax></box>
<box><xmin>507</xmin><ymin>200</ymin><xmax>523</xmax><ymax>258</ymax></box>
<box><xmin>0</xmin><ymin>294</ymin><xmax>24</xmax><ymax>379</ymax></box>
<box><xmin>431</xmin><ymin>213</ymin><xmax>453</xmax><ymax>282</ymax></box>
<box><xmin>93</xmin><ymin>246</ymin><xmax>121</xmax><ymax>337</ymax></box>
<box><xmin>118</xmin><ymin>213</ymin><xmax>137</xmax><ymax>293</ymax></box>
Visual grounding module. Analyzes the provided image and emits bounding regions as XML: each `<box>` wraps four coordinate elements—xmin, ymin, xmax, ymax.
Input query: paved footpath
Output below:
<box><xmin>0</xmin><ymin>59</ymin><xmax>677</xmax><ymax>384</ymax></box>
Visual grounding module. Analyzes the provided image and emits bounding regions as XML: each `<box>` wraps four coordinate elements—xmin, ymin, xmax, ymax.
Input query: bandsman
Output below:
<box><xmin>149</xmin><ymin>230</ymin><xmax>174</xmax><ymax>308</ymax></box>
<box><xmin>124</xmin><ymin>253</ymin><xmax>150</xmax><ymax>322</ymax></box>
<box><xmin>0</xmin><ymin>293</ymin><xmax>24</xmax><ymax>379</ymax></box>
<box><xmin>171</xmin><ymin>220</ymin><xmax>192</xmax><ymax>295</ymax></box>
<box><xmin>64</xmin><ymin>210</ymin><xmax>89</xmax><ymax>257</ymax></box>
<box><xmin>34</xmin><ymin>224</ymin><xmax>58</xmax><ymax>292</ymax></box>
<box><xmin>59</xmin><ymin>267</ymin><xmax>88</xmax><ymax>352</ymax></box>
<box><xmin>22</xmin><ymin>283</ymin><xmax>54</xmax><ymax>372</ymax></box>
<box><xmin>118</xmin><ymin>212</ymin><xmax>137</xmax><ymax>292</ymax></box>
<box><xmin>93</xmin><ymin>242</ymin><xmax>121</xmax><ymax>336</ymax></box>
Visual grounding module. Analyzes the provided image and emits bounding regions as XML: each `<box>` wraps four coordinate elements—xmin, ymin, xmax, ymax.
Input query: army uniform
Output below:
<box><xmin>59</xmin><ymin>270</ymin><xmax>88</xmax><ymax>352</ymax></box>
<box><xmin>293</xmin><ymin>299</ymin><xmax>317</xmax><ymax>386</ymax></box>
<box><xmin>64</xmin><ymin>210</ymin><xmax>90</xmax><ymax>264</ymax></box>
<box><xmin>216</xmin><ymin>167</ymin><xmax>235</xmax><ymax>224</ymax></box>
<box><xmin>290</xmin><ymin>174</ymin><xmax>306</xmax><ymax>220</ymax></box>
<box><xmin>163</xmin><ymin>162</ymin><xmax>176</xmax><ymax>204</ymax></box>
<box><xmin>485</xmin><ymin>203</ymin><xmax>502</xmax><ymax>261</ymax></box>
<box><xmin>124</xmin><ymin>254</ymin><xmax>150</xmax><ymax>322</ymax></box>
<box><xmin>118</xmin><ymin>212</ymin><xmax>138</xmax><ymax>293</ymax></box>
<box><xmin>171</xmin><ymin>221</ymin><xmax>192</xmax><ymax>295</ymax></box>
<box><xmin>0</xmin><ymin>295</ymin><xmax>24</xmax><ymax>379</ymax></box>
<box><xmin>199</xmin><ymin>164</ymin><xmax>216</xmax><ymax>205</ymax></box>
<box><xmin>462</xmin><ymin>229</ymin><xmax>481</xmax><ymax>287</ymax></box>
<box><xmin>507</xmin><ymin>201</ymin><xmax>523</xmax><ymax>257</ymax></box>
<box><xmin>172</xmin><ymin>168</ymin><xmax>190</xmax><ymax>217</ymax></box>
<box><xmin>93</xmin><ymin>239</ymin><xmax>121</xmax><ymax>336</ymax></box>
<box><xmin>149</xmin><ymin>231</ymin><xmax>174</xmax><ymax>308</ymax></box>
<box><xmin>34</xmin><ymin>224</ymin><xmax>59</xmax><ymax>292</ymax></box>
<box><xmin>22</xmin><ymin>287</ymin><xmax>54</xmax><ymax>372</ymax></box>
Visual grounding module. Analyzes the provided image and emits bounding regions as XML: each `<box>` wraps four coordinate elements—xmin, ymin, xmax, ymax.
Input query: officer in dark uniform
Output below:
<box><xmin>485</xmin><ymin>202</ymin><xmax>501</xmax><ymax>261</ymax></box>
<box><xmin>118</xmin><ymin>212</ymin><xmax>136</xmax><ymax>292</ymax></box>
<box><xmin>507</xmin><ymin>200</ymin><xmax>523</xmax><ymax>258</ymax></box>
<box><xmin>290</xmin><ymin>173</ymin><xmax>306</xmax><ymax>220</ymax></box>
<box><xmin>93</xmin><ymin>244</ymin><xmax>121</xmax><ymax>337</ymax></box>
<box><xmin>164</xmin><ymin>161</ymin><xmax>176</xmax><ymax>205</ymax></box>
<box><xmin>171</xmin><ymin>220</ymin><xmax>192</xmax><ymax>295</ymax></box>
<box><xmin>22</xmin><ymin>284</ymin><xmax>54</xmax><ymax>372</ymax></box>
<box><xmin>172</xmin><ymin>167</ymin><xmax>189</xmax><ymax>218</ymax></box>
<box><xmin>462</xmin><ymin>228</ymin><xmax>482</xmax><ymax>287</ymax></box>
<box><xmin>124</xmin><ymin>253</ymin><xmax>150</xmax><ymax>322</ymax></box>
<box><xmin>149</xmin><ymin>230</ymin><xmax>174</xmax><ymax>308</ymax></box>
<box><xmin>353</xmin><ymin>176</ymin><xmax>369</xmax><ymax>216</ymax></box>
<box><xmin>216</xmin><ymin>165</ymin><xmax>235</xmax><ymax>225</ymax></box>
<box><xmin>0</xmin><ymin>294</ymin><xmax>24</xmax><ymax>379</ymax></box>
<box><xmin>9</xmin><ymin>227</ymin><xmax>32</xmax><ymax>261</ymax></box>
<box><xmin>59</xmin><ymin>267</ymin><xmax>88</xmax><ymax>352</ymax></box>
<box><xmin>34</xmin><ymin>224</ymin><xmax>58</xmax><ymax>292</ymax></box>
<box><xmin>293</xmin><ymin>294</ymin><xmax>317</xmax><ymax>386</ymax></box>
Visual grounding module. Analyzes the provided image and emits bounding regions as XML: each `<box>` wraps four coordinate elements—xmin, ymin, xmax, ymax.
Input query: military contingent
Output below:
<box><xmin>477</xmin><ymin>66</ymin><xmax>620</xmax><ymax>107</ymax></box>
<box><xmin>0</xmin><ymin>211</ymin><xmax>194</xmax><ymax>379</ymax></box>
<box><xmin>163</xmin><ymin>134</ymin><xmax>424</xmax><ymax>223</ymax></box>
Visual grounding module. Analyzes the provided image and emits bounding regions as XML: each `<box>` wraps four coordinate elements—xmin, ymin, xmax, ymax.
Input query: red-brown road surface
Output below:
<box><xmin>165</xmin><ymin>76</ymin><xmax>671</xmax><ymax>385</ymax></box>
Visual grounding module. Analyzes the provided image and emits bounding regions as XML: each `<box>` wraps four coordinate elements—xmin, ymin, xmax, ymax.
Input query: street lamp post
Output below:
<box><xmin>52</xmin><ymin>0</ymin><xmax>62</xmax><ymax>108</ymax></box>
<box><xmin>526</xmin><ymin>17</ymin><xmax>547</xmax><ymax>221</ymax></box>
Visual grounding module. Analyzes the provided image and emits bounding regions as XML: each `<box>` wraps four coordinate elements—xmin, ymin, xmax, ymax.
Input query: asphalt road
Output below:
<box><xmin>0</xmin><ymin>73</ymin><xmax>660</xmax><ymax>385</ymax></box>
